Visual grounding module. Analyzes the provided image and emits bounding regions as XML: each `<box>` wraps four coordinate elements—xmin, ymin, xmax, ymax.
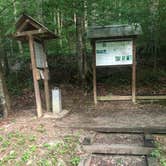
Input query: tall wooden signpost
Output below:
<box><xmin>13</xmin><ymin>14</ymin><xmax>58</xmax><ymax>117</ymax></box>
<box><xmin>88</xmin><ymin>25</ymin><xmax>142</xmax><ymax>104</ymax></box>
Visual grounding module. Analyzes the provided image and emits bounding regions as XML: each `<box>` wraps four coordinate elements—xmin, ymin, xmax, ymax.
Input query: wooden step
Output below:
<box><xmin>83</xmin><ymin>144</ymin><xmax>154</xmax><ymax>155</ymax></box>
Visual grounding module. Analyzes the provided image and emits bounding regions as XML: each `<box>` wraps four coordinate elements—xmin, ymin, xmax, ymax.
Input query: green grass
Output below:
<box><xmin>151</xmin><ymin>142</ymin><xmax>166</xmax><ymax>166</ymax></box>
<box><xmin>0</xmin><ymin>131</ymin><xmax>81</xmax><ymax>166</ymax></box>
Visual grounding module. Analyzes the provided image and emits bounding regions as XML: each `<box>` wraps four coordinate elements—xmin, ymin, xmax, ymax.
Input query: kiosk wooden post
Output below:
<box><xmin>29</xmin><ymin>35</ymin><xmax>42</xmax><ymax>117</ymax></box>
<box><xmin>92</xmin><ymin>41</ymin><xmax>97</xmax><ymax>105</ymax></box>
<box><xmin>43</xmin><ymin>68</ymin><xmax>50</xmax><ymax>112</ymax></box>
<box><xmin>132</xmin><ymin>40</ymin><xmax>136</xmax><ymax>103</ymax></box>
<box><xmin>42</xmin><ymin>42</ymin><xmax>51</xmax><ymax>112</ymax></box>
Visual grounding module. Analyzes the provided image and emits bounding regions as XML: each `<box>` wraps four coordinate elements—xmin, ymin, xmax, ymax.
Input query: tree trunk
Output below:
<box><xmin>76</xmin><ymin>13</ymin><xmax>84</xmax><ymax>81</ymax></box>
<box><xmin>37</xmin><ymin>0</ymin><xmax>44</xmax><ymax>23</ymax></box>
<box><xmin>149</xmin><ymin>0</ymin><xmax>159</xmax><ymax>71</ymax></box>
<box><xmin>75</xmin><ymin>0</ymin><xmax>87</xmax><ymax>84</ymax></box>
<box><xmin>56</xmin><ymin>11</ymin><xmax>63</xmax><ymax>48</ymax></box>
<box><xmin>13</xmin><ymin>0</ymin><xmax>23</xmax><ymax>55</ymax></box>
<box><xmin>0</xmin><ymin>63</ymin><xmax>10</xmax><ymax>118</ymax></box>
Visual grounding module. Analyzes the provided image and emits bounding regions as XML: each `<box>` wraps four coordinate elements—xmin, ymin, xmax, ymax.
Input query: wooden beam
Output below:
<box><xmin>16</xmin><ymin>19</ymin><xmax>30</xmax><ymax>33</ymax></box>
<box><xmin>28</xmin><ymin>35</ymin><xmax>42</xmax><ymax>117</ymax></box>
<box><xmin>42</xmin><ymin>42</ymin><xmax>50</xmax><ymax>112</ymax></box>
<box><xmin>43</xmin><ymin>68</ymin><xmax>50</xmax><ymax>112</ymax></box>
<box><xmin>97</xmin><ymin>95</ymin><xmax>166</xmax><ymax>101</ymax></box>
<box><xmin>14</xmin><ymin>29</ymin><xmax>46</xmax><ymax>37</ymax></box>
<box><xmin>97</xmin><ymin>95</ymin><xmax>132</xmax><ymax>101</ymax></box>
<box><xmin>132</xmin><ymin>39</ymin><xmax>136</xmax><ymax>103</ymax></box>
<box><xmin>137</xmin><ymin>96</ymin><xmax>166</xmax><ymax>100</ymax></box>
<box><xmin>88</xmin><ymin>127</ymin><xmax>166</xmax><ymax>134</ymax></box>
<box><xmin>83</xmin><ymin>144</ymin><xmax>153</xmax><ymax>155</ymax></box>
<box><xmin>92</xmin><ymin>41</ymin><xmax>97</xmax><ymax>105</ymax></box>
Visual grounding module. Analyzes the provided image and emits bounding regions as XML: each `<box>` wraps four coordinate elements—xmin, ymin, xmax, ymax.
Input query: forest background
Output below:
<box><xmin>0</xmin><ymin>0</ymin><xmax>166</xmax><ymax>113</ymax></box>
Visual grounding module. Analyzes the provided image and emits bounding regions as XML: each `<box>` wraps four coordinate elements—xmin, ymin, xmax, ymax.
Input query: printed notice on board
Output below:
<box><xmin>96</xmin><ymin>41</ymin><xmax>133</xmax><ymax>66</ymax></box>
<box><xmin>34</xmin><ymin>41</ymin><xmax>45</xmax><ymax>68</ymax></box>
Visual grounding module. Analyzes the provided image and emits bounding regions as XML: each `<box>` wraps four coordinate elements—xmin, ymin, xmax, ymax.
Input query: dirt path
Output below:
<box><xmin>0</xmin><ymin>85</ymin><xmax>165</xmax><ymax>165</ymax></box>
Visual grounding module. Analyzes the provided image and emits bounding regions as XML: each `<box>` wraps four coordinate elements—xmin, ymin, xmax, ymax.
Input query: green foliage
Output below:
<box><xmin>70</xmin><ymin>157</ymin><xmax>80</xmax><ymax>166</ymax></box>
<box><xmin>28</xmin><ymin>135</ymin><xmax>36</xmax><ymax>142</ymax></box>
<box><xmin>0</xmin><ymin>0</ymin><xmax>166</xmax><ymax>96</ymax></box>
<box><xmin>151</xmin><ymin>142</ymin><xmax>166</xmax><ymax>166</ymax></box>
<box><xmin>160</xmin><ymin>159</ymin><xmax>166</xmax><ymax>166</ymax></box>
<box><xmin>21</xmin><ymin>151</ymin><xmax>31</xmax><ymax>162</ymax></box>
<box><xmin>70</xmin><ymin>156</ymin><xmax>80</xmax><ymax>166</ymax></box>
<box><xmin>151</xmin><ymin>149</ymin><xmax>161</xmax><ymax>158</ymax></box>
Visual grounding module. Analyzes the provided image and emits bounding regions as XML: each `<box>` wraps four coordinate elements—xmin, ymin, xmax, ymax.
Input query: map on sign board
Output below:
<box><xmin>96</xmin><ymin>41</ymin><xmax>133</xmax><ymax>66</ymax></box>
<box><xmin>34</xmin><ymin>41</ymin><xmax>46</xmax><ymax>68</ymax></box>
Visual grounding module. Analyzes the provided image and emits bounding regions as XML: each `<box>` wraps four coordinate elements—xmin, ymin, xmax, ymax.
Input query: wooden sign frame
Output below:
<box><xmin>88</xmin><ymin>25</ymin><xmax>166</xmax><ymax>105</ymax></box>
<box><xmin>92</xmin><ymin>38</ymin><xmax>136</xmax><ymax>104</ymax></box>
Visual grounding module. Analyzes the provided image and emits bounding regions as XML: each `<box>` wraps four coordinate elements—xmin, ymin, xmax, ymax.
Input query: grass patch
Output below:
<box><xmin>0</xmin><ymin>131</ymin><xmax>81</xmax><ymax>166</ymax></box>
<box><xmin>36</xmin><ymin>124</ymin><xmax>46</xmax><ymax>133</ymax></box>
<box><xmin>151</xmin><ymin>140</ymin><xmax>166</xmax><ymax>166</ymax></box>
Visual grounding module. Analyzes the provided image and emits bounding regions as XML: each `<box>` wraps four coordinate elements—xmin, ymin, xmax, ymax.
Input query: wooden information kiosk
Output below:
<box><xmin>87</xmin><ymin>24</ymin><xmax>142</xmax><ymax>104</ymax></box>
<box><xmin>13</xmin><ymin>14</ymin><xmax>58</xmax><ymax>117</ymax></box>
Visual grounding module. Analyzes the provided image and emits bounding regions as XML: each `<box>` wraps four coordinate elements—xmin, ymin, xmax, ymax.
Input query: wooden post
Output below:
<box><xmin>42</xmin><ymin>42</ymin><xmax>50</xmax><ymax>112</ymax></box>
<box><xmin>28</xmin><ymin>35</ymin><xmax>42</xmax><ymax>117</ymax></box>
<box><xmin>43</xmin><ymin>69</ymin><xmax>50</xmax><ymax>112</ymax></box>
<box><xmin>92</xmin><ymin>41</ymin><xmax>97</xmax><ymax>105</ymax></box>
<box><xmin>132</xmin><ymin>39</ymin><xmax>136</xmax><ymax>103</ymax></box>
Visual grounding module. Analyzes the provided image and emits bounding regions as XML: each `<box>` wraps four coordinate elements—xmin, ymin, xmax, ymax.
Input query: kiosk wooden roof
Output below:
<box><xmin>14</xmin><ymin>14</ymin><xmax>58</xmax><ymax>41</ymax></box>
<box><xmin>87</xmin><ymin>24</ymin><xmax>142</xmax><ymax>39</ymax></box>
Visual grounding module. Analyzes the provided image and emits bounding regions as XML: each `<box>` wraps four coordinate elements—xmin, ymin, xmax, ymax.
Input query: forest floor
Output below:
<box><xmin>0</xmin><ymin>84</ymin><xmax>166</xmax><ymax>165</ymax></box>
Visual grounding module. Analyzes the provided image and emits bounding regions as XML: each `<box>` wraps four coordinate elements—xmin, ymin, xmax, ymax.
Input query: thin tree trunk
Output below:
<box><xmin>56</xmin><ymin>11</ymin><xmax>62</xmax><ymax>47</ymax></box>
<box><xmin>150</xmin><ymin>0</ymin><xmax>159</xmax><ymax>71</ymax></box>
<box><xmin>37</xmin><ymin>0</ymin><xmax>44</xmax><ymax>23</ymax></box>
<box><xmin>82</xmin><ymin>0</ymin><xmax>88</xmax><ymax>80</ymax></box>
<box><xmin>76</xmin><ymin>13</ymin><xmax>84</xmax><ymax>81</ymax></box>
<box><xmin>76</xmin><ymin>0</ymin><xmax>87</xmax><ymax>85</ymax></box>
<box><xmin>13</xmin><ymin>0</ymin><xmax>23</xmax><ymax>55</ymax></box>
<box><xmin>0</xmin><ymin>63</ymin><xmax>10</xmax><ymax>118</ymax></box>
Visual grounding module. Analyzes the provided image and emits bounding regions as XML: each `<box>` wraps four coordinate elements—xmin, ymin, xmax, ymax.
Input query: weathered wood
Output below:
<box><xmin>97</xmin><ymin>95</ymin><xmax>166</xmax><ymax>101</ymax></box>
<box><xmin>137</xmin><ymin>96</ymin><xmax>166</xmax><ymax>100</ymax></box>
<box><xmin>16</xmin><ymin>19</ymin><xmax>30</xmax><ymax>33</ymax></box>
<box><xmin>42</xmin><ymin>42</ymin><xmax>50</xmax><ymax>112</ymax></box>
<box><xmin>55</xmin><ymin>121</ymin><xmax>166</xmax><ymax>134</ymax></box>
<box><xmin>43</xmin><ymin>69</ymin><xmax>50</xmax><ymax>112</ymax></box>
<box><xmin>132</xmin><ymin>39</ymin><xmax>136</xmax><ymax>103</ymax></box>
<box><xmin>28</xmin><ymin>35</ymin><xmax>42</xmax><ymax>117</ymax></box>
<box><xmin>15</xmin><ymin>14</ymin><xmax>58</xmax><ymax>39</ymax></box>
<box><xmin>87</xmin><ymin>24</ymin><xmax>142</xmax><ymax>39</ymax></box>
<box><xmin>92</xmin><ymin>41</ymin><xmax>97</xmax><ymax>105</ymax></box>
<box><xmin>84</xmin><ymin>144</ymin><xmax>153</xmax><ymax>155</ymax></box>
<box><xmin>91</xmin><ymin>127</ymin><xmax>166</xmax><ymax>134</ymax></box>
<box><xmin>15</xmin><ymin>29</ymin><xmax>46</xmax><ymax>37</ymax></box>
<box><xmin>97</xmin><ymin>95</ymin><xmax>132</xmax><ymax>101</ymax></box>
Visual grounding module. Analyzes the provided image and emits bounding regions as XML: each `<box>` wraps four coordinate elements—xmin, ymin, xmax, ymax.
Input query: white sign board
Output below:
<box><xmin>34</xmin><ymin>41</ymin><xmax>46</xmax><ymax>68</ymax></box>
<box><xmin>96</xmin><ymin>40</ymin><xmax>133</xmax><ymax>66</ymax></box>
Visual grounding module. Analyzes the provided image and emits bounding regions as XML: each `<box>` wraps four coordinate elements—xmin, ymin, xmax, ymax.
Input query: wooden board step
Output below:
<box><xmin>83</xmin><ymin>144</ymin><xmax>154</xmax><ymax>155</ymax></box>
